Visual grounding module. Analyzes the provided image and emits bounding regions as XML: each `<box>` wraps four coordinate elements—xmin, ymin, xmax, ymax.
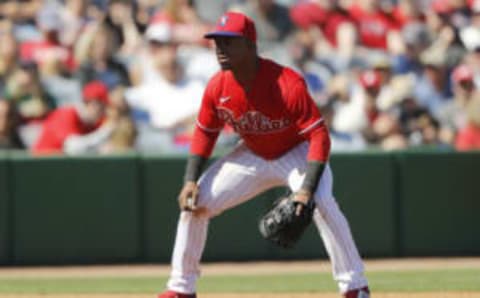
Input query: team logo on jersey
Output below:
<box><xmin>220</xmin><ymin>15</ymin><xmax>228</xmax><ymax>27</ymax></box>
<box><xmin>217</xmin><ymin>107</ymin><xmax>291</xmax><ymax>134</ymax></box>
<box><xmin>219</xmin><ymin>96</ymin><xmax>231</xmax><ymax>103</ymax></box>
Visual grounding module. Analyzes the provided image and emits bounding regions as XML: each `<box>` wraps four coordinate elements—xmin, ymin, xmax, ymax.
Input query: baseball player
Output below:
<box><xmin>158</xmin><ymin>12</ymin><xmax>370</xmax><ymax>298</ymax></box>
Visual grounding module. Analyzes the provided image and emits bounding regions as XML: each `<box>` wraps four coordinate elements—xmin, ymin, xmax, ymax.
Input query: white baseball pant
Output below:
<box><xmin>166</xmin><ymin>142</ymin><xmax>368</xmax><ymax>294</ymax></box>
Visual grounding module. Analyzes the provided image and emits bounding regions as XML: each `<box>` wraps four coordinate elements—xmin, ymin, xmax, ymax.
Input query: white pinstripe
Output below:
<box><xmin>196</xmin><ymin>120</ymin><xmax>222</xmax><ymax>133</ymax></box>
<box><xmin>166</xmin><ymin>142</ymin><xmax>368</xmax><ymax>294</ymax></box>
<box><xmin>298</xmin><ymin>118</ymin><xmax>324</xmax><ymax>135</ymax></box>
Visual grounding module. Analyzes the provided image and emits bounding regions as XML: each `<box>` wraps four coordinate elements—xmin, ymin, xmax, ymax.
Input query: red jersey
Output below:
<box><xmin>348</xmin><ymin>4</ymin><xmax>400</xmax><ymax>49</ymax></box>
<box><xmin>20</xmin><ymin>40</ymin><xmax>76</xmax><ymax>72</ymax></box>
<box><xmin>322</xmin><ymin>11</ymin><xmax>354</xmax><ymax>47</ymax></box>
<box><xmin>290</xmin><ymin>2</ymin><xmax>353</xmax><ymax>48</ymax></box>
<box><xmin>191</xmin><ymin>58</ymin><xmax>330</xmax><ymax>162</ymax></box>
<box><xmin>33</xmin><ymin>107</ymin><xmax>95</xmax><ymax>154</ymax></box>
<box><xmin>455</xmin><ymin>124</ymin><xmax>480</xmax><ymax>151</ymax></box>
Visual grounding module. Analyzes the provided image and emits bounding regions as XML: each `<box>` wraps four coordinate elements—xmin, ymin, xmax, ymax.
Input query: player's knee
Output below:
<box><xmin>194</xmin><ymin>195</ymin><xmax>225</xmax><ymax>219</ymax></box>
<box><xmin>313</xmin><ymin>195</ymin><xmax>337</xmax><ymax>217</ymax></box>
<box><xmin>179</xmin><ymin>209</ymin><xmax>210</xmax><ymax>221</ymax></box>
<box><xmin>181</xmin><ymin>204</ymin><xmax>219</xmax><ymax>219</ymax></box>
<box><xmin>193</xmin><ymin>206</ymin><xmax>211</xmax><ymax>218</ymax></box>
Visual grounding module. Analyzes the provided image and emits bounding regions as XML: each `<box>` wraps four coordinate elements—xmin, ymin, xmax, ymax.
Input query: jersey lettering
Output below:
<box><xmin>217</xmin><ymin>107</ymin><xmax>291</xmax><ymax>134</ymax></box>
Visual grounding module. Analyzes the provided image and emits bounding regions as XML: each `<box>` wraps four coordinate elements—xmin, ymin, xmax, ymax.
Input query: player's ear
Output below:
<box><xmin>246</xmin><ymin>39</ymin><xmax>257</xmax><ymax>53</ymax></box>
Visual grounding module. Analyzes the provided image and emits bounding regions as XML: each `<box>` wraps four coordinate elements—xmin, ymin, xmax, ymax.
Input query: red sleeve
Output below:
<box><xmin>190</xmin><ymin>77</ymin><xmax>224</xmax><ymax>158</ymax></box>
<box><xmin>306</xmin><ymin>125</ymin><xmax>331</xmax><ymax>162</ymax></box>
<box><xmin>455</xmin><ymin>125</ymin><xmax>476</xmax><ymax>151</ymax></box>
<box><xmin>288</xmin><ymin>79</ymin><xmax>331</xmax><ymax>162</ymax></box>
<box><xmin>33</xmin><ymin>109</ymin><xmax>83</xmax><ymax>154</ymax></box>
<box><xmin>190</xmin><ymin>126</ymin><xmax>220</xmax><ymax>158</ymax></box>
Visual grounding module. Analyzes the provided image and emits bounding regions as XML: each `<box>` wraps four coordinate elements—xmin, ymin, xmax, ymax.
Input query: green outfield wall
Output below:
<box><xmin>141</xmin><ymin>156</ymin><xmax>185</xmax><ymax>262</ymax></box>
<box><xmin>330</xmin><ymin>154</ymin><xmax>397</xmax><ymax>257</ymax></box>
<box><xmin>9</xmin><ymin>154</ymin><xmax>141</xmax><ymax>264</ymax></box>
<box><xmin>397</xmin><ymin>152</ymin><xmax>480</xmax><ymax>256</ymax></box>
<box><xmin>0</xmin><ymin>151</ymin><xmax>479</xmax><ymax>265</ymax></box>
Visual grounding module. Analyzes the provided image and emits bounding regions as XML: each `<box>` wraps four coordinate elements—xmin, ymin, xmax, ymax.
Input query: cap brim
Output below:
<box><xmin>204</xmin><ymin>31</ymin><xmax>243</xmax><ymax>39</ymax></box>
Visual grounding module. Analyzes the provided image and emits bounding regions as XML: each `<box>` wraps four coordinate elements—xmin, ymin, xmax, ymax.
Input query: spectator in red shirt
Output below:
<box><xmin>19</xmin><ymin>4</ymin><xmax>76</xmax><ymax>75</ymax></box>
<box><xmin>33</xmin><ymin>81</ymin><xmax>114</xmax><ymax>155</ymax></box>
<box><xmin>289</xmin><ymin>0</ymin><xmax>357</xmax><ymax>70</ymax></box>
<box><xmin>455</xmin><ymin>93</ymin><xmax>480</xmax><ymax>150</ymax></box>
<box><xmin>348</xmin><ymin>0</ymin><xmax>401</xmax><ymax>50</ymax></box>
<box><xmin>290</xmin><ymin>0</ymin><xmax>355</xmax><ymax>48</ymax></box>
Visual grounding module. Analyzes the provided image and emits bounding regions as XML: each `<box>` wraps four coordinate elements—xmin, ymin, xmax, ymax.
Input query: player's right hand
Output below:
<box><xmin>292</xmin><ymin>189</ymin><xmax>312</xmax><ymax>216</ymax></box>
<box><xmin>178</xmin><ymin>181</ymin><xmax>199</xmax><ymax>212</ymax></box>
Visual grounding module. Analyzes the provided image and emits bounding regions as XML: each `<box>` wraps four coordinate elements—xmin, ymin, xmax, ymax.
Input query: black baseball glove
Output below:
<box><xmin>258</xmin><ymin>193</ymin><xmax>316</xmax><ymax>249</ymax></box>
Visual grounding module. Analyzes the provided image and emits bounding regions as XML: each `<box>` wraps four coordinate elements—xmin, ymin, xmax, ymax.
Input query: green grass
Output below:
<box><xmin>0</xmin><ymin>269</ymin><xmax>480</xmax><ymax>294</ymax></box>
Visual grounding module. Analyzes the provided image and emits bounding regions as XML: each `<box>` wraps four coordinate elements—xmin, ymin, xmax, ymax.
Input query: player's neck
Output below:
<box><xmin>231</xmin><ymin>56</ymin><xmax>259</xmax><ymax>92</ymax></box>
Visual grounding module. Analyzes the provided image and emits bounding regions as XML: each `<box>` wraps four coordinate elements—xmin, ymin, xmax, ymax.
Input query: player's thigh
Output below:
<box><xmin>276</xmin><ymin>142</ymin><xmax>335</xmax><ymax>203</ymax></box>
<box><xmin>197</xmin><ymin>145</ymin><xmax>277</xmax><ymax>217</ymax></box>
<box><xmin>286</xmin><ymin>161</ymin><xmax>337</xmax><ymax>218</ymax></box>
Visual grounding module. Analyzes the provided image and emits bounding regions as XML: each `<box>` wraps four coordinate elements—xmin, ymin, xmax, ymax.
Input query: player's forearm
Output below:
<box><xmin>185</xmin><ymin>127</ymin><xmax>219</xmax><ymax>183</ymax></box>
<box><xmin>302</xmin><ymin>127</ymin><xmax>331</xmax><ymax>194</ymax></box>
<box><xmin>299</xmin><ymin>161</ymin><xmax>326</xmax><ymax>195</ymax></box>
<box><xmin>184</xmin><ymin>154</ymin><xmax>208</xmax><ymax>183</ymax></box>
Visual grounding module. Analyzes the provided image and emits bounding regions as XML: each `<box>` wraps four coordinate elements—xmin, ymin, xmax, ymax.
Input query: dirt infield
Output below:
<box><xmin>2</xmin><ymin>257</ymin><xmax>480</xmax><ymax>278</ymax></box>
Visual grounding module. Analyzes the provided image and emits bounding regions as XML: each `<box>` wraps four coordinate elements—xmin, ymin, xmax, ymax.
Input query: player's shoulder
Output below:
<box><xmin>48</xmin><ymin>106</ymin><xmax>75</xmax><ymax>118</ymax></box>
<box><xmin>50</xmin><ymin>106</ymin><xmax>80</xmax><ymax>123</ymax></box>
<box><xmin>206</xmin><ymin>69</ymin><xmax>224</xmax><ymax>85</ymax></box>
<box><xmin>40</xmin><ymin>107</ymin><xmax>77</xmax><ymax>131</ymax></box>
<box><xmin>204</xmin><ymin>70</ymin><xmax>229</xmax><ymax>97</ymax></box>
<box><xmin>262</xmin><ymin>58</ymin><xmax>304</xmax><ymax>82</ymax></box>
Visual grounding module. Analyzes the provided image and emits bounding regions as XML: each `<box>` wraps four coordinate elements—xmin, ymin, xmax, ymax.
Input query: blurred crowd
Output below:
<box><xmin>0</xmin><ymin>0</ymin><xmax>480</xmax><ymax>155</ymax></box>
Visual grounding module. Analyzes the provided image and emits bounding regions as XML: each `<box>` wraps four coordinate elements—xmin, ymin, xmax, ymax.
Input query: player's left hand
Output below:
<box><xmin>292</xmin><ymin>189</ymin><xmax>312</xmax><ymax>216</ymax></box>
<box><xmin>178</xmin><ymin>181</ymin><xmax>199</xmax><ymax>211</ymax></box>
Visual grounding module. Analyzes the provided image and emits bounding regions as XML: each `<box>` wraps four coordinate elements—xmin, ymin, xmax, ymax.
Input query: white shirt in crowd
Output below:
<box><xmin>125</xmin><ymin>76</ymin><xmax>204</xmax><ymax>130</ymax></box>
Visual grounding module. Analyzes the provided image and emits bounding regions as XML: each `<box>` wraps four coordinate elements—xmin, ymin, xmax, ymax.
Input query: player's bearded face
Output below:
<box><xmin>213</xmin><ymin>37</ymin><xmax>250</xmax><ymax>70</ymax></box>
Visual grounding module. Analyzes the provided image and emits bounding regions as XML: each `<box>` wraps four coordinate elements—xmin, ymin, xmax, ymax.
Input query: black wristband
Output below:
<box><xmin>300</xmin><ymin>161</ymin><xmax>326</xmax><ymax>194</ymax></box>
<box><xmin>184</xmin><ymin>155</ymin><xmax>207</xmax><ymax>183</ymax></box>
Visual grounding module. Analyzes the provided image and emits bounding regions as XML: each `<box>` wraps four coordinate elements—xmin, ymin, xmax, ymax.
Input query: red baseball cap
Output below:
<box><xmin>452</xmin><ymin>64</ymin><xmax>474</xmax><ymax>83</ymax></box>
<box><xmin>82</xmin><ymin>81</ymin><xmax>110</xmax><ymax>105</ymax></box>
<box><xmin>204</xmin><ymin>12</ymin><xmax>257</xmax><ymax>42</ymax></box>
<box><xmin>359</xmin><ymin>70</ymin><xmax>382</xmax><ymax>89</ymax></box>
